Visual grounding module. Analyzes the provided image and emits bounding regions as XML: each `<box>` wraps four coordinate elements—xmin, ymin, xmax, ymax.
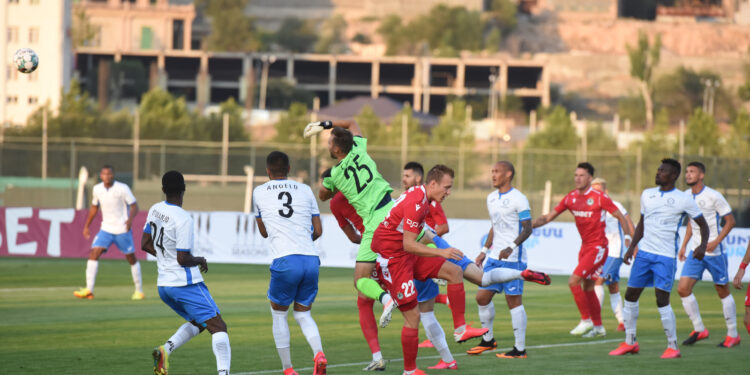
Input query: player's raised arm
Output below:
<box><xmin>623</xmin><ymin>215</ymin><xmax>644</xmax><ymax>265</ymax></box>
<box><xmin>304</xmin><ymin>119</ymin><xmax>362</xmax><ymax>138</ymax></box>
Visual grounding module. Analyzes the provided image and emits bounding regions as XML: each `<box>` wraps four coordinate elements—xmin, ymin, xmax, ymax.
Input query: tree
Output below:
<box><xmin>587</xmin><ymin>123</ymin><xmax>618</xmax><ymax>152</ymax></box>
<box><xmin>617</xmin><ymin>94</ymin><xmax>646</xmax><ymax>126</ymax></box>
<box><xmin>487</xmin><ymin>0</ymin><xmax>518</xmax><ymax>34</ymax></box>
<box><xmin>196</xmin><ymin>98</ymin><xmax>248</xmax><ymax>142</ymax></box>
<box><xmin>723</xmin><ymin>110</ymin><xmax>750</xmax><ymax>156</ymax></box>
<box><xmin>262</xmin><ymin>78</ymin><xmax>315</xmax><ymax>110</ymax></box>
<box><xmin>315</xmin><ymin>15</ymin><xmax>348</xmax><ymax>54</ymax></box>
<box><xmin>737</xmin><ymin>63</ymin><xmax>750</xmax><ymax>101</ymax></box>
<box><xmin>387</xmin><ymin>104</ymin><xmax>429</xmax><ymax>147</ymax></box>
<box><xmin>274</xmin><ymin>18</ymin><xmax>317</xmax><ymax>53</ymax></box>
<box><xmin>138</xmin><ymin>88</ymin><xmax>192</xmax><ymax>140</ymax></box>
<box><xmin>195</xmin><ymin>0</ymin><xmax>261</xmax><ymax>52</ymax></box>
<box><xmin>355</xmin><ymin>105</ymin><xmax>388</xmax><ymax>145</ymax></box>
<box><xmin>653</xmin><ymin>67</ymin><xmax>733</xmax><ymax>122</ymax></box>
<box><xmin>685</xmin><ymin>108</ymin><xmax>720</xmax><ymax>156</ymax></box>
<box><xmin>376</xmin><ymin>15</ymin><xmax>405</xmax><ymax>56</ymax></box>
<box><xmin>273</xmin><ymin>102</ymin><xmax>309</xmax><ymax>143</ymax></box>
<box><xmin>430</xmin><ymin>100</ymin><xmax>475</xmax><ymax>147</ymax></box>
<box><xmin>526</xmin><ymin>106</ymin><xmax>578</xmax><ymax>150</ymax></box>
<box><xmin>626</xmin><ymin>31</ymin><xmax>661</xmax><ymax>130</ymax></box>
<box><xmin>71</xmin><ymin>7</ymin><xmax>98</xmax><ymax>48</ymax></box>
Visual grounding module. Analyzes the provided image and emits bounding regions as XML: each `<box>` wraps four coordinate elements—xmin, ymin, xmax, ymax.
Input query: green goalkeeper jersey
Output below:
<box><xmin>322</xmin><ymin>137</ymin><xmax>393</xmax><ymax>220</ymax></box>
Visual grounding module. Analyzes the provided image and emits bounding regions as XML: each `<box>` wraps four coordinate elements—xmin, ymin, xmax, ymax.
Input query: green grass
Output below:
<box><xmin>0</xmin><ymin>258</ymin><xmax>745</xmax><ymax>374</ymax></box>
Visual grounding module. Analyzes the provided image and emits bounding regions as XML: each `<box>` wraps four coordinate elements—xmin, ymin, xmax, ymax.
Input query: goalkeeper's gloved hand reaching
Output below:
<box><xmin>303</xmin><ymin>120</ymin><xmax>333</xmax><ymax>138</ymax></box>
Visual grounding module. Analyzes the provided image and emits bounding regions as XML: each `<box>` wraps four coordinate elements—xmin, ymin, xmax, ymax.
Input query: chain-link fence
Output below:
<box><xmin>3</xmin><ymin>136</ymin><xmax>750</xmax><ymax>224</ymax></box>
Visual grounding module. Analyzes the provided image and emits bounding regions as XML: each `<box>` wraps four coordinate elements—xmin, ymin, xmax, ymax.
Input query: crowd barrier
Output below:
<box><xmin>1</xmin><ymin>207</ymin><xmax>749</xmax><ymax>282</ymax></box>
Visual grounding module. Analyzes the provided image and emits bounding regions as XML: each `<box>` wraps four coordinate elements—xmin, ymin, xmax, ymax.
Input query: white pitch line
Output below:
<box><xmin>0</xmin><ymin>286</ymin><xmax>78</xmax><ymax>292</ymax></box>
<box><xmin>234</xmin><ymin>338</ymin><xmax>623</xmax><ymax>375</ymax></box>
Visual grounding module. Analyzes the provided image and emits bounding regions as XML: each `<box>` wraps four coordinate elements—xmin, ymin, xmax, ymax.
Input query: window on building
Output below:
<box><xmin>28</xmin><ymin>27</ymin><xmax>39</xmax><ymax>44</ymax></box>
<box><xmin>6</xmin><ymin>96</ymin><xmax>18</xmax><ymax>104</ymax></box>
<box><xmin>140</xmin><ymin>26</ymin><xmax>153</xmax><ymax>49</ymax></box>
<box><xmin>8</xmin><ymin>0</ymin><xmax>20</xmax><ymax>4</ymax></box>
<box><xmin>172</xmin><ymin>20</ymin><xmax>184</xmax><ymax>50</ymax></box>
<box><xmin>7</xmin><ymin>64</ymin><xmax>18</xmax><ymax>80</ymax></box>
<box><xmin>28</xmin><ymin>70</ymin><xmax>38</xmax><ymax>82</ymax></box>
<box><xmin>28</xmin><ymin>96</ymin><xmax>38</xmax><ymax>105</ymax></box>
<box><xmin>29</xmin><ymin>0</ymin><xmax>40</xmax><ymax>5</ymax></box>
<box><xmin>7</xmin><ymin>26</ymin><xmax>18</xmax><ymax>43</ymax></box>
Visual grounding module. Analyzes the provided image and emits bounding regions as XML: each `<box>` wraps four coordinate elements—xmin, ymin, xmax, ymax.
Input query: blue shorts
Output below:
<box><xmin>158</xmin><ymin>282</ymin><xmax>220</xmax><ymax>326</ymax></box>
<box><xmin>268</xmin><ymin>254</ymin><xmax>320</xmax><ymax>307</ymax></box>
<box><xmin>680</xmin><ymin>251</ymin><xmax>729</xmax><ymax>285</ymax></box>
<box><xmin>92</xmin><ymin>230</ymin><xmax>135</xmax><ymax>254</ymax></box>
<box><xmin>627</xmin><ymin>251</ymin><xmax>676</xmax><ymax>291</ymax></box>
<box><xmin>415</xmin><ymin>278</ymin><xmax>440</xmax><ymax>303</ymax></box>
<box><xmin>447</xmin><ymin>255</ymin><xmax>472</xmax><ymax>271</ymax></box>
<box><xmin>601</xmin><ymin>256</ymin><xmax>623</xmax><ymax>284</ymax></box>
<box><xmin>479</xmin><ymin>259</ymin><xmax>526</xmax><ymax>295</ymax></box>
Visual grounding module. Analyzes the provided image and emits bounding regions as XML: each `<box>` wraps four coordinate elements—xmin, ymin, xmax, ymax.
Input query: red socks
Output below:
<box><xmin>357</xmin><ymin>296</ymin><xmax>380</xmax><ymax>354</ymax></box>
<box><xmin>435</xmin><ymin>294</ymin><xmax>449</xmax><ymax>305</ymax></box>
<box><xmin>570</xmin><ymin>284</ymin><xmax>591</xmax><ymax>321</ymax></box>
<box><xmin>447</xmin><ymin>283</ymin><xmax>466</xmax><ymax>329</ymax></box>
<box><xmin>584</xmin><ymin>289</ymin><xmax>602</xmax><ymax>326</ymax></box>
<box><xmin>402</xmin><ymin>326</ymin><xmax>419</xmax><ymax>371</ymax></box>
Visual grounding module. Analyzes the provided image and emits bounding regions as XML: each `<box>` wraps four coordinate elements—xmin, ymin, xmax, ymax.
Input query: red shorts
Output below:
<box><xmin>574</xmin><ymin>245</ymin><xmax>608</xmax><ymax>280</ymax></box>
<box><xmin>375</xmin><ymin>253</ymin><xmax>445</xmax><ymax>311</ymax></box>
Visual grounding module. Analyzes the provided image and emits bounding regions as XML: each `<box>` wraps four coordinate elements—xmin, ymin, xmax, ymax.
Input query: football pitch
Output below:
<box><xmin>1</xmin><ymin>258</ymin><xmax>745</xmax><ymax>375</ymax></box>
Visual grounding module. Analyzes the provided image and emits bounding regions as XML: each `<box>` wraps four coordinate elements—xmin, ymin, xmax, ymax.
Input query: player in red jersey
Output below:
<box><xmin>323</xmin><ymin>169</ymin><xmax>386</xmax><ymax>371</ymax></box>
<box><xmin>372</xmin><ymin>165</ymin><xmax>549</xmax><ymax>375</ymax></box>
<box><xmin>533</xmin><ymin>162</ymin><xmax>632</xmax><ymax>338</ymax></box>
<box><xmin>732</xmin><ymin>237</ymin><xmax>750</xmax><ymax>339</ymax></box>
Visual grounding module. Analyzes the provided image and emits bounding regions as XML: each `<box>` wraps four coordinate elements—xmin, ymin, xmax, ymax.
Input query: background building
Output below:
<box><xmin>1</xmin><ymin>0</ymin><xmax>73</xmax><ymax>126</ymax></box>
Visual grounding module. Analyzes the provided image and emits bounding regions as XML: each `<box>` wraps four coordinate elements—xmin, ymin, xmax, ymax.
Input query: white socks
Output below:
<box><xmin>293</xmin><ymin>310</ymin><xmax>324</xmax><ymax>355</ymax></box>
<box><xmin>477</xmin><ymin>302</ymin><xmax>495</xmax><ymax>342</ymax></box>
<box><xmin>165</xmin><ymin>323</ymin><xmax>200</xmax><ymax>355</ymax></box>
<box><xmin>594</xmin><ymin>285</ymin><xmax>604</xmax><ymax>307</ymax></box>
<box><xmin>658</xmin><ymin>305</ymin><xmax>678</xmax><ymax>349</ymax></box>
<box><xmin>681</xmin><ymin>293</ymin><xmax>705</xmax><ymax>332</ymax></box>
<box><xmin>271</xmin><ymin>308</ymin><xmax>292</xmax><ymax>369</ymax></box>
<box><xmin>211</xmin><ymin>331</ymin><xmax>231</xmax><ymax>374</ymax></box>
<box><xmin>623</xmin><ymin>300</ymin><xmax>638</xmax><ymax>345</ymax></box>
<box><xmin>372</xmin><ymin>351</ymin><xmax>383</xmax><ymax>361</ymax></box>
<box><xmin>131</xmin><ymin>261</ymin><xmax>143</xmax><ymax>293</ymax></box>
<box><xmin>721</xmin><ymin>295</ymin><xmax>738</xmax><ymax>338</ymax></box>
<box><xmin>481</xmin><ymin>269</ymin><xmax>522</xmax><ymax>287</ymax></box>
<box><xmin>421</xmin><ymin>311</ymin><xmax>453</xmax><ymax>363</ymax></box>
<box><xmin>510</xmin><ymin>305</ymin><xmax>527</xmax><ymax>351</ymax></box>
<box><xmin>610</xmin><ymin>292</ymin><xmax>624</xmax><ymax>323</ymax></box>
<box><xmin>86</xmin><ymin>259</ymin><xmax>98</xmax><ymax>291</ymax></box>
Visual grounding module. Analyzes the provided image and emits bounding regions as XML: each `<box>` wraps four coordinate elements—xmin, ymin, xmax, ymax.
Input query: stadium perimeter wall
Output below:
<box><xmin>1</xmin><ymin>207</ymin><xmax>748</xmax><ymax>282</ymax></box>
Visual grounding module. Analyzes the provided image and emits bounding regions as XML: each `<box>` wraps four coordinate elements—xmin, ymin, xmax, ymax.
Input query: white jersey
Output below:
<box><xmin>604</xmin><ymin>200</ymin><xmax>628</xmax><ymax>258</ymax></box>
<box><xmin>486</xmin><ymin>188</ymin><xmax>532</xmax><ymax>262</ymax></box>
<box><xmin>145</xmin><ymin>201</ymin><xmax>204</xmax><ymax>287</ymax></box>
<box><xmin>92</xmin><ymin>181</ymin><xmax>137</xmax><ymax>234</ymax></box>
<box><xmin>638</xmin><ymin>187</ymin><xmax>702</xmax><ymax>258</ymax></box>
<box><xmin>686</xmin><ymin>186</ymin><xmax>732</xmax><ymax>256</ymax></box>
<box><xmin>253</xmin><ymin>179</ymin><xmax>320</xmax><ymax>259</ymax></box>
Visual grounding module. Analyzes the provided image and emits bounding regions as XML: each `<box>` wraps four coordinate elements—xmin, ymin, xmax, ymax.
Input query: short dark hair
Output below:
<box><xmin>687</xmin><ymin>161</ymin><xmax>706</xmax><ymax>173</ymax></box>
<box><xmin>331</xmin><ymin>127</ymin><xmax>354</xmax><ymax>154</ymax></box>
<box><xmin>320</xmin><ymin>167</ymin><xmax>332</xmax><ymax>181</ymax></box>
<box><xmin>403</xmin><ymin>161</ymin><xmax>424</xmax><ymax>177</ymax></box>
<box><xmin>426</xmin><ymin>164</ymin><xmax>454</xmax><ymax>184</ymax></box>
<box><xmin>497</xmin><ymin>161</ymin><xmax>515</xmax><ymax>181</ymax></box>
<box><xmin>662</xmin><ymin>158</ymin><xmax>681</xmax><ymax>176</ymax></box>
<box><xmin>162</xmin><ymin>170</ymin><xmax>185</xmax><ymax>196</ymax></box>
<box><xmin>577</xmin><ymin>162</ymin><xmax>595</xmax><ymax>177</ymax></box>
<box><xmin>101</xmin><ymin>165</ymin><xmax>114</xmax><ymax>172</ymax></box>
<box><xmin>266</xmin><ymin>151</ymin><xmax>290</xmax><ymax>177</ymax></box>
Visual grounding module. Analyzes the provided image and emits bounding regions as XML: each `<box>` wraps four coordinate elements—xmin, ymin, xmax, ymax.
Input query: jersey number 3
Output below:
<box><xmin>278</xmin><ymin>191</ymin><xmax>294</xmax><ymax>218</ymax></box>
<box><xmin>344</xmin><ymin>154</ymin><xmax>373</xmax><ymax>193</ymax></box>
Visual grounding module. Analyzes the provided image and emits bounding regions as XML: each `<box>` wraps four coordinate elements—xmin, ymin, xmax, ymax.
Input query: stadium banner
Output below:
<box><xmin>0</xmin><ymin>207</ymin><xmax>149</xmax><ymax>260</ymax></box>
<box><xmin>2</xmin><ymin>207</ymin><xmax>750</xmax><ymax>282</ymax></box>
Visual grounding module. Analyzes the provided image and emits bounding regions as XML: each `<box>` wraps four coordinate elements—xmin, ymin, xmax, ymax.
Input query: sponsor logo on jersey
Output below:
<box><xmin>405</xmin><ymin>218</ymin><xmax>420</xmax><ymax>228</ymax></box>
<box><xmin>586</xmin><ymin>198</ymin><xmax>594</xmax><ymax>206</ymax></box>
<box><xmin>572</xmin><ymin>210</ymin><xmax>593</xmax><ymax>218</ymax></box>
<box><xmin>667</xmin><ymin>197</ymin><xmax>675</xmax><ymax>206</ymax></box>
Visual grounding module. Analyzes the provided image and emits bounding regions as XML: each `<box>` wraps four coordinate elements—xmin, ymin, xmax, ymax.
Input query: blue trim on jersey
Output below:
<box><xmin>256</xmin><ymin>212</ymin><xmax>262</xmax><ymax>218</ymax></box>
<box><xmin>692</xmin><ymin>213</ymin><xmax>703</xmax><ymax>220</ymax></box>
<box><xmin>312</xmin><ymin>213</ymin><xmax>320</xmax><ymax>217</ymax></box>
<box><xmin>498</xmin><ymin>187</ymin><xmax>514</xmax><ymax>200</ymax></box>
<box><xmin>659</xmin><ymin>187</ymin><xmax>676</xmax><ymax>197</ymax></box>
<box><xmin>517</xmin><ymin>221</ymin><xmax>523</xmax><ymax>261</ymax></box>
<box><xmin>143</xmin><ymin>224</ymin><xmax>152</xmax><ymax>234</ymax></box>
<box><xmin>716</xmin><ymin>213</ymin><xmax>723</xmax><ymax>253</ymax></box>
<box><xmin>164</xmin><ymin>201</ymin><xmax>178</xmax><ymax>206</ymax></box>
<box><xmin>518</xmin><ymin>209</ymin><xmax>531</xmax><ymax>221</ymax></box>
<box><xmin>691</xmin><ymin>185</ymin><xmax>705</xmax><ymax>198</ymax></box>
<box><xmin>617</xmin><ymin>221</ymin><xmax>624</xmax><ymax>259</ymax></box>
<box><xmin>176</xmin><ymin>248</ymin><xmax>191</xmax><ymax>252</ymax></box>
<box><xmin>184</xmin><ymin>267</ymin><xmax>193</xmax><ymax>284</ymax></box>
